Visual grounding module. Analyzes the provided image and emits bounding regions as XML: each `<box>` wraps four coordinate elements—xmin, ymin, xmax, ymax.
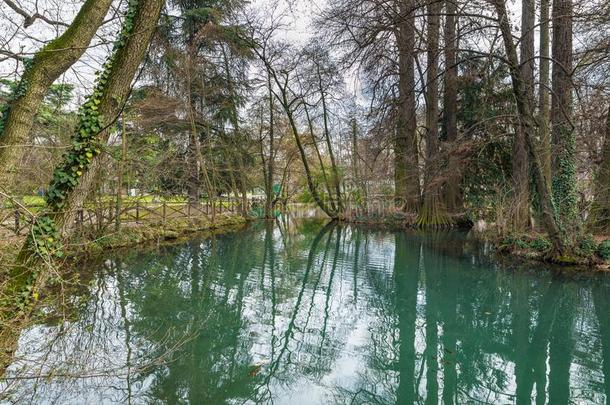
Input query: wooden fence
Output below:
<box><xmin>0</xmin><ymin>198</ymin><xmax>257</xmax><ymax>238</ymax></box>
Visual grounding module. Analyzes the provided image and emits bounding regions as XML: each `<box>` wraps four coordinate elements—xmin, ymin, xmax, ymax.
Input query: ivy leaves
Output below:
<box><xmin>29</xmin><ymin>0</ymin><xmax>141</xmax><ymax>262</ymax></box>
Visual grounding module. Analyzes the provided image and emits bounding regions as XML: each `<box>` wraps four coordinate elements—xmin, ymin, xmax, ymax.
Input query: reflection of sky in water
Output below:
<box><xmin>2</xmin><ymin>221</ymin><xmax>610</xmax><ymax>404</ymax></box>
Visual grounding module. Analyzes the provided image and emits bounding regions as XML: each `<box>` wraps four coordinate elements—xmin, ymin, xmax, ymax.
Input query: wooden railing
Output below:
<box><xmin>0</xmin><ymin>198</ymin><xmax>258</xmax><ymax>238</ymax></box>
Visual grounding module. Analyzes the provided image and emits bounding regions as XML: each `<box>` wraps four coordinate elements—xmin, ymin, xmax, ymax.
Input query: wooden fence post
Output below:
<box><xmin>162</xmin><ymin>202</ymin><xmax>167</xmax><ymax>225</ymax></box>
<box><xmin>136</xmin><ymin>202</ymin><xmax>140</xmax><ymax>222</ymax></box>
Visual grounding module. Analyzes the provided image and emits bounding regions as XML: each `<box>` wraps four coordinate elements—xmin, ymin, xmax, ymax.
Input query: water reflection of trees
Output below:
<box><xmin>2</xmin><ymin>222</ymin><xmax>610</xmax><ymax>404</ymax></box>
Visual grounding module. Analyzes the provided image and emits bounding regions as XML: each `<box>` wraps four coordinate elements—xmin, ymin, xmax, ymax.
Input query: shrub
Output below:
<box><xmin>597</xmin><ymin>240</ymin><xmax>610</xmax><ymax>260</ymax></box>
<box><xmin>530</xmin><ymin>237</ymin><xmax>552</xmax><ymax>252</ymax></box>
<box><xmin>577</xmin><ymin>235</ymin><xmax>597</xmax><ymax>257</ymax></box>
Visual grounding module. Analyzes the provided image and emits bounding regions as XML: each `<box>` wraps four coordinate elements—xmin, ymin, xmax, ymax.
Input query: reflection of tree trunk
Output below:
<box><xmin>592</xmin><ymin>284</ymin><xmax>610</xmax><ymax>404</ymax></box>
<box><xmin>115</xmin><ymin>262</ymin><xmax>133</xmax><ymax>405</ymax></box>
<box><xmin>319</xmin><ymin>227</ymin><xmax>341</xmax><ymax>354</ymax></box>
<box><xmin>548</xmin><ymin>288</ymin><xmax>577</xmax><ymax>404</ymax></box>
<box><xmin>424</xmin><ymin>243</ymin><xmax>439</xmax><ymax>404</ymax></box>
<box><xmin>439</xmin><ymin>260</ymin><xmax>458</xmax><ymax>403</ymax></box>
<box><xmin>512</xmin><ymin>277</ymin><xmax>532</xmax><ymax>404</ymax></box>
<box><xmin>516</xmin><ymin>280</ymin><xmax>561</xmax><ymax>405</ymax></box>
<box><xmin>394</xmin><ymin>233</ymin><xmax>420</xmax><ymax>403</ymax></box>
<box><xmin>260</xmin><ymin>222</ymin><xmax>335</xmax><ymax>384</ymax></box>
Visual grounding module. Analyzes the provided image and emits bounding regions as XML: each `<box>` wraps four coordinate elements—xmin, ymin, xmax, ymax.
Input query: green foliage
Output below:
<box><xmin>0</xmin><ymin>58</ymin><xmax>34</xmax><ymax>137</ymax></box>
<box><xmin>596</xmin><ymin>240</ymin><xmax>610</xmax><ymax>260</ymax></box>
<box><xmin>529</xmin><ymin>237</ymin><xmax>552</xmax><ymax>252</ymax></box>
<box><xmin>576</xmin><ymin>234</ymin><xmax>597</xmax><ymax>257</ymax></box>
<box><xmin>500</xmin><ymin>235</ymin><xmax>552</xmax><ymax>253</ymax></box>
<box><xmin>458</xmin><ymin>54</ymin><xmax>515</xmax><ymax>220</ymax></box>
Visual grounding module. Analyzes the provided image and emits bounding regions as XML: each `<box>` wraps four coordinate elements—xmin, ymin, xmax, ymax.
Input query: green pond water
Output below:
<box><xmin>2</xmin><ymin>220</ymin><xmax>610</xmax><ymax>404</ymax></box>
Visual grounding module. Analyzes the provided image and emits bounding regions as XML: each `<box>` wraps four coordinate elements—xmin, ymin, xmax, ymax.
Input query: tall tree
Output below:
<box><xmin>5</xmin><ymin>0</ymin><xmax>165</xmax><ymax>309</ymax></box>
<box><xmin>418</xmin><ymin>0</ymin><xmax>449</xmax><ymax>226</ymax></box>
<box><xmin>590</xmin><ymin>107</ymin><xmax>610</xmax><ymax>230</ymax></box>
<box><xmin>512</xmin><ymin>0</ymin><xmax>535</xmax><ymax>230</ymax></box>
<box><xmin>551</xmin><ymin>0</ymin><xmax>577</xmax><ymax>230</ymax></box>
<box><xmin>395</xmin><ymin>0</ymin><xmax>420</xmax><ymax>210</ymax></box>
<box><xmin>538</xmin><ymin>0</ymin><xmax>551</xmax><ymax>186</ymax></box>
<box><xmin>0</xmin><ymin>0</ymin><xmax>114</xmax><ymax>193</ymax></box>
<box><xmin>491</xmin><ymin>0</ymin><xmax>567</xmax><ymax>255</ymax></box>
<box><xmin>442</xmin><ymin>0</ymin><xmax>461</xmax><ymax>212</ymax></box>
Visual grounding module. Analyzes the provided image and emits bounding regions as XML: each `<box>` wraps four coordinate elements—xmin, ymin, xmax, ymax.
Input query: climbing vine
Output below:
<box><xmin>551</xmin><ymin>126</ymin><xmax>579</xmax><ymax>233</ymax></box>
<box><xmin>25</xmin><ymin>0</ymin><xmax>140</xmax><ymax>260</ymax></box>
<box><xmin>0</xmin><ymin>58</ymin><xmax>34</xmax><ymax>137</ymax></box>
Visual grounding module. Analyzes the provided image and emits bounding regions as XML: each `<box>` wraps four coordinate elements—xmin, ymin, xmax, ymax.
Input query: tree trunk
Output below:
<box><xmin>590</xmin><ymin>107</ymin><xmax>610</xmax><ymax>231</ymax></box>
<box><xmin>265</xmin><ymin>71</ymin><xmax>275</xmax><ymax>219</ymax></box>
<box><xmin>442</xmin><ymin>0</ymin><xmax>462</xmax><ymax>212</ymax></box>
<box><xmin>512</xmin><ymin>0</ymin><xmax>535</xmax><ymax>231</ymax></box>
<box><xmin>6</xmin><ymin>0</ymin><xmax>164</xmax><ymax>309</ymax></box>
<box><xmin>538</xmin><ymin>0</ymin><xmax>552</xmax><ymax>188</ymax></box>
<box><xmin>317</xmin><ymin>65</ymin><xmax>343</xmax><ymax>213</ymax></box>
<box><xmin>0</xmin><ymin>0</ymin><xmax>113</xmax><ymax>194</ymax></box>
<box><xmin>418</xmin><ymin>0</ymin><xmax>449</xmax><ymax>227</ymax></box>
<box><xmin>394</xmin><ymin>0</ymin><xmax>420</xmax><ymax>210</ymax></box>
<box><xmin>551</xmin><ymin>0</ymin><xmax>578</xmax><ymax>231</ymax></box>
<box><xmin>492</xmin><ymin>0</ymin><xmax>567</xmax><ymax>255</ymax></box>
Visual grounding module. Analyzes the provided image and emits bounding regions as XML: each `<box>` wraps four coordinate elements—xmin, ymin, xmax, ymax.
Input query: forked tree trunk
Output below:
<box><xmin>6</xmin><ymin>0</ymin><xmax>164</xmax><ymax>309</ymax></box>
<box><xmin>0</xmin><ymin>0</ymin><xmax>113</xmax><ymax>193</ymax></box>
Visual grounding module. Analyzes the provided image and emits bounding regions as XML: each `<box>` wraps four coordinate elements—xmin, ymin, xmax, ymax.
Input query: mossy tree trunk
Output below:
<box><xmin>5</xmin><ymin>0</ymin><xmax>164</xmax><ymax>311</ymax></box>
<box><xmin>0</xmin><ymin>0</ymin><xmax>113</xmax><ymax>194</ymax></box>
<box><xmin>551</xmin><ymin>0</ymin><xmax>578</xmax><ymax>233</ymax></box>
<box><xmin>492</xmin><ymin>0</ymin><xmax>568</xmax><ymax>256</ymax></box>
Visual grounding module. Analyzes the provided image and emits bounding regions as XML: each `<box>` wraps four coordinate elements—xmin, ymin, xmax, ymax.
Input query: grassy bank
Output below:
<box><xmin>69</xmin><ymin>213</ymin><xmax>248</xmax><ymax>256</ymax></box>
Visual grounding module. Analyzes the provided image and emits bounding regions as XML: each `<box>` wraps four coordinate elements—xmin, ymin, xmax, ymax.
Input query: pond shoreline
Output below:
<box><xmin>335</xmin><ymin>216</ymin><xmax>610</xmax><ymax>271</ymax></box>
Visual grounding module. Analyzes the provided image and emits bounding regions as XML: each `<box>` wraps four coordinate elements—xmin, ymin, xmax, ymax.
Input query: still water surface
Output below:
<box><xmin>2</xmin><ymin>220</ymin><xmax>610</xmax><ymax>404</ymax></box>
